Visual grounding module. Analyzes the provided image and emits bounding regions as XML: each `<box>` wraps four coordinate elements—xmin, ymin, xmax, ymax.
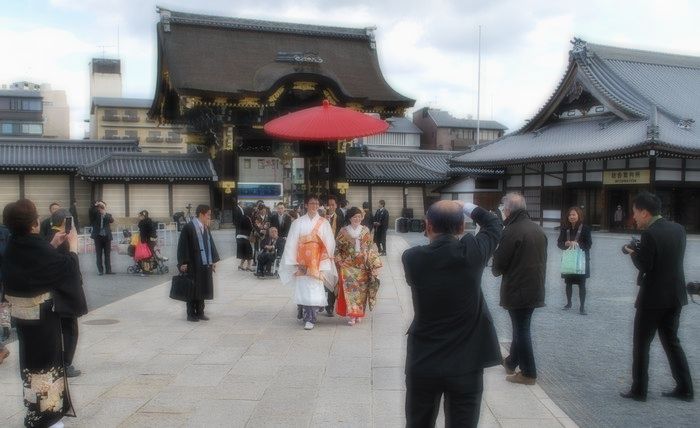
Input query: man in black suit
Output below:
<box><xmin>373</xmin><ymin>199</ymin><xmax>389</xmax><ymax>256</ymax></box>
<box><xmin>39</xmin><ymin>202</ymin><xmax>61</xmax><ymax>240</ymax></box>
<box><xmin>326</xmin><ymin>195</ymin><xmax>345</xmax><ymax>238</ymax></box>
<box><xmin>255</xmin><ymin>226</ymin><xmax>285</xmax><ymax>277</ymax></box>
<box><xmin>269</xmin><ymin>202</ymin><xmax>291</xmax><ymax>238</ymax></box>
<box><xmin>90</xmin><ymin>201</ymin><xmax>114</xmax><ymax>275</ymax></box>
<box><xmin>621</xmin><ymin>192</ymin><xmax>693</xmax><ymax>402</ymax></box>
<box><xmin>402</xmin><ymin>200</ymin><xmax>502</xmax><ymax>427</ymax></box>
<box><xmin>177</xmin><ymin>204</ymin><xmax>220</xmax><ymax>322</ymax></box>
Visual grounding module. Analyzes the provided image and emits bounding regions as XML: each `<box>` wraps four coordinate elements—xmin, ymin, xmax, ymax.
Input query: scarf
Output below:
<box><xmin>192</xmin><ymin>218</ymin><xmax>213</xmax><ymax>266</ymax></box>
<box><xmin>346</xmin><ymin>224</ymin><xmax>362</xmax><ymax>253</ymax></box>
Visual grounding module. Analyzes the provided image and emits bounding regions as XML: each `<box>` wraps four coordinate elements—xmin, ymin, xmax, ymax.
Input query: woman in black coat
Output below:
<box><xmin>557</xmin><ymin>206</ymin><xmax>593</xmax><ymax>315</ymax></box>
<box><xmin>236</xmin><ymin>208</ymin><xmax>254</xmax><ymax>271</ymax></box>
<box><xmin>137</xmin><ymin>210</ymin><xmax>157</xmax><ymax>251</ymax></box>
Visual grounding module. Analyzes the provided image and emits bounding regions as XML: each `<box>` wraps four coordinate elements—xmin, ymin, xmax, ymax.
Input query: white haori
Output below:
<box><xmin>279</xmin><ymin>212</ymin><xmax>338</xmax><ymax>307</ymax></box>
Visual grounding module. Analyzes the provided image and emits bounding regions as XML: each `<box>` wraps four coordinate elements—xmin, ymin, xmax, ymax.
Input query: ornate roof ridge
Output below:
<box><xmin>158</xmin><ymin>7</ymin><xmax>373</xmax><ymax>40</ymax></box>
<box><xmin>0</xmin><ymin>138</ymin><xmax>139</xmax><ymax>147</ymax></box>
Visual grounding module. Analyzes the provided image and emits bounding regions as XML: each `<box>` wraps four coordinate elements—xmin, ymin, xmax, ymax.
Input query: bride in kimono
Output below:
<box><xmin>279</xmin><ymin>195</ymin><xmax>337</xmax><ymax>330</ymax></box>
<box><xmin>334</xmin><ymin>207</ymin><xmax>382</xmax><ymax>325</ymax></box>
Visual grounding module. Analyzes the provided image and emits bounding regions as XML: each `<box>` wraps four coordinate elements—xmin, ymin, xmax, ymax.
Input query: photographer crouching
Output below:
<box><xmin>620</xmin><ymin>191</ymin><xmax>694</xmax><ymax>402</ymax></box>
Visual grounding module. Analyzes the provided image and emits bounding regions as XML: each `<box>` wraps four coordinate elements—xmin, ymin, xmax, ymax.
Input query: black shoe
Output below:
<box><xmin>65</xmin><ymin>365</ymin><xmax>81</xmax><ymax>378</ymax></box>
<box><xmin>562</xmin><ymin>304</ymin><xmax>572</xmax><ymax>310</ymax></box>
<box><xmin>579</xmin><ymin>307</ymin><xmax>587</xmax><ymax>315</ymax></box>
<box><xmin>198</xmin><ymin>314</ymin><xmax>210</xmax><ymax>321</ymax></box>
<box><xmin>98</xmin><ymin>272</ymin><xmax>104</xmax><ymax>276</ymax></box>
<box><xmin>105</xmin><ymin>271</ymin><xmax>115</xmax><ymax>275</ymax></box>
<box><xmin>325</xmin><ymin>307</ymin><xmax>334</xmax><ymax>317</ymax></box>
<box><xmin>620</xmin><ymin>391</ymin><xmax>647</xmax><ymax>402</ymax></box>
<box><xmin>187</xmin><ymin>315</ymin><xmax>199</xmax><ymax>322</ymax></box>
<box><xmin>661</xmin><ymin>389</ymin><xmax>694</xmax><ymax>402</ymax></box>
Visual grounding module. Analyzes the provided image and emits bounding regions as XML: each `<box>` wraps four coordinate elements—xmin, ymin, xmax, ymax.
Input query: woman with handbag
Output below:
<box><xmin>557</xmin><ymin>206</ymin><xmax>593</xmax><ymax>315</ymax></box>
<box><xmin>236</xmin><ymin>208</ymin><xmax>254</xmax><ymax>271</ymax></box>
<box><xmin>334</xmin><ymin>207</ymin><xmax>382</xmax><ymax>325</ymax></box>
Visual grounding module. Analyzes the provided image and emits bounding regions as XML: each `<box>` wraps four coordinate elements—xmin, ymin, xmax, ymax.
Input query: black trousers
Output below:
<box><xmin>406</xmin><ymin>370</ymin><xmax>484</xmax><ymax>428</ymax></box>
<box><xmin>256</xmin><ymin>252</ymin><xmax>276</xmax><ymax>274</ymax></box>
<box><xmin>505</xmin><ymin>308</ymin><xmax>537</xmax><ymax>378</ymax></box>
<box><xmin>326</xmin><ymin>289</ymin><xmax>336</xmax><ymax>314</ymax></box>
<box><xmin>374</xmin><ymin>227</ymin><xmax>387</xmax><ymax>253</ymax></box>
<box><xmin>631</xmin><ymin>306</ymin><xmax>693</xmax><ymax>395</ymax></box>
<box><xmin>565</xmin><ymin>278</ymin><xmax>586</xmax><ymax>309</ymax></box>
<box><xmin>187</xmin><ymin>300</ymin><xmax>205</xmax><ymax>317</ymax></box>
<box><xmin>61</xmin><ymin>317</ymin><xmax>79</xmax><ymax>366</ymax></box>
<box><xmin>93</xmin><ymin>236</ymin><xmax>112</xmax><ymax>273</ymax></box>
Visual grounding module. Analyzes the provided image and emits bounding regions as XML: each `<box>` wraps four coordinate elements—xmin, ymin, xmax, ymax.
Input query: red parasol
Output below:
<box><xmin>264</xmin><ymin>100</ymin><xmax>389</xmax><ymax>141</ymax></box>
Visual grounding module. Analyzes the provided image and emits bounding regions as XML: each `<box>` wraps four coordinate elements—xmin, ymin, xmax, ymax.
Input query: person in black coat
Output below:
<box><xmin>269</xmin><ymin>202</ymin><xmax>291</xmax><ymax>238</ymax></box>
<box><xmin>89</xmin><ymin>201</ymin><xmax>114</xmax><ymax>275</ymax></box>
<box><xmin>402</xmin><ymin>200</ymin><xmax>502</xmax><ymax>427</ymax></box>
<box><xmin>557</xmin><ymin>206</ymin><xmax>593</xmax><ymax>315</ymax></box>
<box><xmin>177</xmin><ymin>204</ymin><xmax>220</xmax><ymax>322</ymax></box>
<box><xmin>373</xmin><ymin>200</ymin><xmax>389</xmax><ymax>255</ymax></box>
<box><xmin>137</xmin><ymin>210</ymin><xmax>158</xmax><ymax>251</ymax></box>
<box><xmin>236</xmin><ymin>208</ymin><xmax>254</xmax><ymax>271</ymax></box>
<box><xmin>39</xmin><ymin>202</ymin><xmax>61</xmax><ymax>240</ymax></box>
<box><xmin>620</xmin><ymin>192</ymin><xmax>693</xmax><ymax>402</ymax></box>
<box><xmin>255</xmin><ymin>226</ymin><xmax>285</xmax><ymax>277</ymax></box>
<box><xmin>492</xmin><ymin>193</ymin><xmax>547</xmax><ymax>386</ymax></box>
<box><xmin>361</xmin><ymin>202</ymin><xmax>373</xmax><ymax>233</ymax></box>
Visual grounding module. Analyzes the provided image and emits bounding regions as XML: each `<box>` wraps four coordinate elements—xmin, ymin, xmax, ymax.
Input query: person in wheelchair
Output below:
<box><xmin>255</xmin><ymin>226</ymin><xmax>285</xmax><ymax>277</ymax></box>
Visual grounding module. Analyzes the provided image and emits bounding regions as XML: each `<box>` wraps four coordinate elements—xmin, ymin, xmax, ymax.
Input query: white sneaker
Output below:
<box><xmin>347</xmin><ymin>318</ymin><xmax>356</xmax><ymax>325</ymax></box>
<box><xmin>304</xmin><ymin>322</ymin><xmax>314</xmax><ymax>330</ymax></box>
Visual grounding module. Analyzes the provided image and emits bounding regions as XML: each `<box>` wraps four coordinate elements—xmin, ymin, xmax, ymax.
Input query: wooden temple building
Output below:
<box><xmin>453</xmin><ymin>39</ymin><xmax>700</xmax><ymax>232</ymax></box>
<box><xmin>149</xmin><ymin>7</ymin><xmax>415</xmax><ymax>223</ymax></box>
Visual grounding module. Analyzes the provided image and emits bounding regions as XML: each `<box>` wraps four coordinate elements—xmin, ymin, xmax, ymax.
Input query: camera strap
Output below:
<box><xmin>567</xmin><ymin>224</ymin><xmax>583</xmax><ymax>243</ymax></box>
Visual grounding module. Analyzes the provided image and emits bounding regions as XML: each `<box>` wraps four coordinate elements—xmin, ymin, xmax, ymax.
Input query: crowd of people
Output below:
<box><xmin>0</xmin><ymin>189</ymin><xmax>694</xmax><ymax>427</ymax></box>
<box><xmin>232</xmin><ymin>196</ymin><xmax>389</xmax><ymax>330</ymax></box>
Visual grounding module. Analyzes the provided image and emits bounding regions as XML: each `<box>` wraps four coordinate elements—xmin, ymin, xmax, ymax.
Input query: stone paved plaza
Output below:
<box><xmin>0</xmin><ymin>233</ymin><xmax>575</xmax><ymax>427</ymax></box>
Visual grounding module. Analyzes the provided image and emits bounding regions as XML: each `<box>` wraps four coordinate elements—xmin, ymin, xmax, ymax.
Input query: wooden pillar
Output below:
<box><xmin>168</xmin><ymin>183</ymin><xmax>174</xmax><ymax>217</ymax></box>
<box><xmin>520</xmin><ymin>165</ymin><xmax>525</xmax><ymax>194</ymax></box>
<box><xmin>124</xmin><ymin>183</ymin><xmax>130</xmax><ymax>218</ymax></box>
<box><xmin>539</xmin><ymin>164</ymin><xmax>544</xmax><ymax>226</ymax></box>
<box><xmin>561</xmin><ymin>163</ymin><xmax>568</xmax><ymax>222</ymax></box>
<box><xmin>402</xmin><ymin>185</ymin><xmax>408</xmax><ymax>209</ymax></box>
<box><xmin>649</xmin><ymin>156</ymin><xmax>657</xmax><ymax>194</ymax></box>
<box><xmin>90</xmin><ymin>182</ymin><xmax>96</xmax><ymax>204</ymax></box>
<box><xmin>69</xmin><ymin>174</ymin><xmax>76</xmax><ymax>206</ymax></box>
<box><xmin>368</xmin><ymin>184</ymin><xmax>373</xmax><ymax>214</ymax></box>
<box><xmin>18</xmin><ymin>173</ymin><xmax>25</xmax><ymax>199</ymax></box>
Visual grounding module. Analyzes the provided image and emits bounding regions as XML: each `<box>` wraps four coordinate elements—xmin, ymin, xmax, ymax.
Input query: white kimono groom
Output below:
<box><xmin>279</xmin><ymin>196</ymin><xmax>338</xmax><ymax>330</ymax></box>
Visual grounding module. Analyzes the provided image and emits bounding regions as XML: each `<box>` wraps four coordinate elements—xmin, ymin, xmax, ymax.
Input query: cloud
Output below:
<box><xmin>6</xmin><ymin>0</ymin><xmax>700</xmax><ymax>138</ymax></box>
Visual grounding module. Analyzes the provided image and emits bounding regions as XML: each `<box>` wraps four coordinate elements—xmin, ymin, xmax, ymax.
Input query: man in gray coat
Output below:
<box><xmin>492</xmin><ymin>192</ymin><xmax>547</xmax><ymax>385</ymax></box>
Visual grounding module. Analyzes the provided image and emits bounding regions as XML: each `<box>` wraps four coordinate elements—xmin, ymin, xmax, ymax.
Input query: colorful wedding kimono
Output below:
<box><xmin>279</xmin><ymin>213</ymin><xmax>337</xmax><ymax>313</ymax></box>
<box><xmin>335</xmin><ymin>225</ymin><xmax>382</xmax><ymax>319</ymax></box>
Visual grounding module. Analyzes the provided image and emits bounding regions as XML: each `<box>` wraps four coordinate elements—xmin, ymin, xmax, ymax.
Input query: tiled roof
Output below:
<box><xmin>152</xmin><ymin>8</ymin><xmax>413</xmax><ymax>106</ymax></box>
<box><xmin>79</xmin><ymin>153</ymin><xmax>217</xmax><ymax>181</ymax></box>
<box><xmin>426</xmin><ymin>109</ymin><xmax>507</xmax><ymax>130</ymax></box>
<box><xmin>453</xmin><ymin>39</ymin><xmax>700</xmax><ymax>166</ymax></box>
<box><xmin>384</xmin><ymin>117</ymin><xmax>422</xmax><ymax>134</ymax></box>
<box><xmin>0</xmin><ymin>138</ymin><xmax>217</xmax><ymax>181</ymax></box>
<box><xmin>0</xmin><ymin>138</ymin><xmax>139</xmax><ymax>171</ymax></box>
<box><xmin>162</xmin><ymin>9</ymin><xmax>370</xmax><ymax>40</ymax></box>
<box><xmin>365</xmin><ymin>147</ymin><xmax>502</xmax><ymax>176</ymax></box>
<box><xmin>346</xmin><ymin>157</ymin><xmax>445</xmax><ymax>184</ymax></box>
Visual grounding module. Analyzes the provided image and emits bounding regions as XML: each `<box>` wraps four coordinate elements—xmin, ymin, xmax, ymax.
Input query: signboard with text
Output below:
<box><xmin>603</xmin><ymin>169</ymin><xmax>650</xmax><ymax>185</ymax></box>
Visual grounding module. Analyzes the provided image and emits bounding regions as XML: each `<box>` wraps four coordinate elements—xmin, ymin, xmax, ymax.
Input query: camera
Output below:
<box><xmin>621</xmin><ymin>237</ymin><xmax>641</xmax><ymax>255</ymax></box>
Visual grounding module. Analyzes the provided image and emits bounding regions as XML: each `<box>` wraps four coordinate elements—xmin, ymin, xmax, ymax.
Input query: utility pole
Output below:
<box><xmin>476</xmin><ymin>25</ymin><xmax>482</xmax><ymax>146</ymax></box>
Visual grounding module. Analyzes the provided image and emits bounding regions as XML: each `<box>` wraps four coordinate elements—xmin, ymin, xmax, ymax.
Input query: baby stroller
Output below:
<box><xmin>123</xmin><ymin>230</ymin><xmax>170</xmax><ymax>275</ymax></box>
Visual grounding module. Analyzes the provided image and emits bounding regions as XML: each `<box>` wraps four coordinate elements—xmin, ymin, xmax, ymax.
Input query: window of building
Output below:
<box><xmin>167</xmin><ymin>131</ymin><xmax>181</xmax><ymax>142</ymax></box>
<box><xmin>123</xmin><ymin>109</ymin><xmax>139</xmax><ymax>121</ymax></box>
<box><xmin>147</xmin><ymin>130</ymin><xmax>162</xmax><ymax>142</ymax></box>
<box><xmin>124</xmin><ymin>130</ymin><xmax>138</xmax><ymax>140</ymax></box>
<box><xmin>20</xmin><ymin>123</ymin><xmax>42</xmax><ymax>135</ymax></box>
<box><xmin>523</xmin><ymin>188</ymin><xmax>541</xmax><ymax>219</ymax></box>
<box><xmin>475</xmin><ymin>178</ymin><xmax>499</xmax><ymax>190</ymax></box>
<box><xmin>104</xmin><ymin>129</ymin><xmax>119</xmax><ymax>139</ymax></box>
<box><xmin>103</xmin><ymin>109</ymin><xmax>119</xmax><ymax>121</ymax></box>
<box><xmin>541</xmin><ymin>188</ymin><xmax>562</xmax><ymax>210</ymax></box>
<box><xmin>0</xmin><ymin>99</ymin><xmax>10</xmax><ymax>110</ymax></box>
<box><xmin>1</xmin><ymin>123</ymin><xmax>13</xmax><ymax>134</ymax></box>
<box><xmin>20</xmin><ymin>99</ymin><xmax>42</xmax><ymax>111</ymax></box>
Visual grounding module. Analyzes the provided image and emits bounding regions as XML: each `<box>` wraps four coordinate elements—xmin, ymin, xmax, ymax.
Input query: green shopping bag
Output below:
<box><xmin>561</xmin><ymin>247</ymin><xmax>586</xmax><ymax>275</ymax></box>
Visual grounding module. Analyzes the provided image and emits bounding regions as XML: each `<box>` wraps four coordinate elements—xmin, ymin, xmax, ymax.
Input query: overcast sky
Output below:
<box><xmin>2</xmin><ymin>0</ymin><xmax>699</xmax><ymax>138</ymax></box>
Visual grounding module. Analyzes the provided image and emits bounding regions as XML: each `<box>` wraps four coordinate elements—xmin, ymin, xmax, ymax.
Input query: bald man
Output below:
<box><xmin>402</xmin><ymin>200</ymin><xmax>502</xmax><ymax>427</ymax></box>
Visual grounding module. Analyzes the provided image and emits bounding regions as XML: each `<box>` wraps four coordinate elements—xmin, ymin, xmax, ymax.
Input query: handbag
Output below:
<box><xmin>169</xmin><ymin>273</ymin><xmax>195</xmax><ymax>302</ymax></box>
<box><xmin>134</xmin><ymin>242</ymin><xmax>152</xmax><ymax>261</ymax></box>
<box><xmin>561</xmin><ymin>247</ymin><xmax>586</xmax><ymax>275</ymax></box>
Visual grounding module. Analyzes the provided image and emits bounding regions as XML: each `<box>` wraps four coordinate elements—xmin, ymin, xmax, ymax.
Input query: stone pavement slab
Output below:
<box><xmin>0</xmin><ymin>234</ymin><xmax>576</xmax><ymax>427</ymax></box>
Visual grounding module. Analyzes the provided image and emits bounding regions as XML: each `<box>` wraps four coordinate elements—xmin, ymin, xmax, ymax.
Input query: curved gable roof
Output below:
<box><xmin>155</xmin><ymin>8</ymin><xmax>413</xmax><ymax>105</ymax></box>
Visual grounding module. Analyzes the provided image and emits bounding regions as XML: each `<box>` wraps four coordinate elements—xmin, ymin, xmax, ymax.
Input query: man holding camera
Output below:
<box><xmin>90</xmin><ymin>201</ymin><xmax>114</xmax><ymax>275</ymax></box>
<box><xmin>621</xmin><ymin>192</ymin><xmax>693</xmax><ymax>402</ymax></box>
